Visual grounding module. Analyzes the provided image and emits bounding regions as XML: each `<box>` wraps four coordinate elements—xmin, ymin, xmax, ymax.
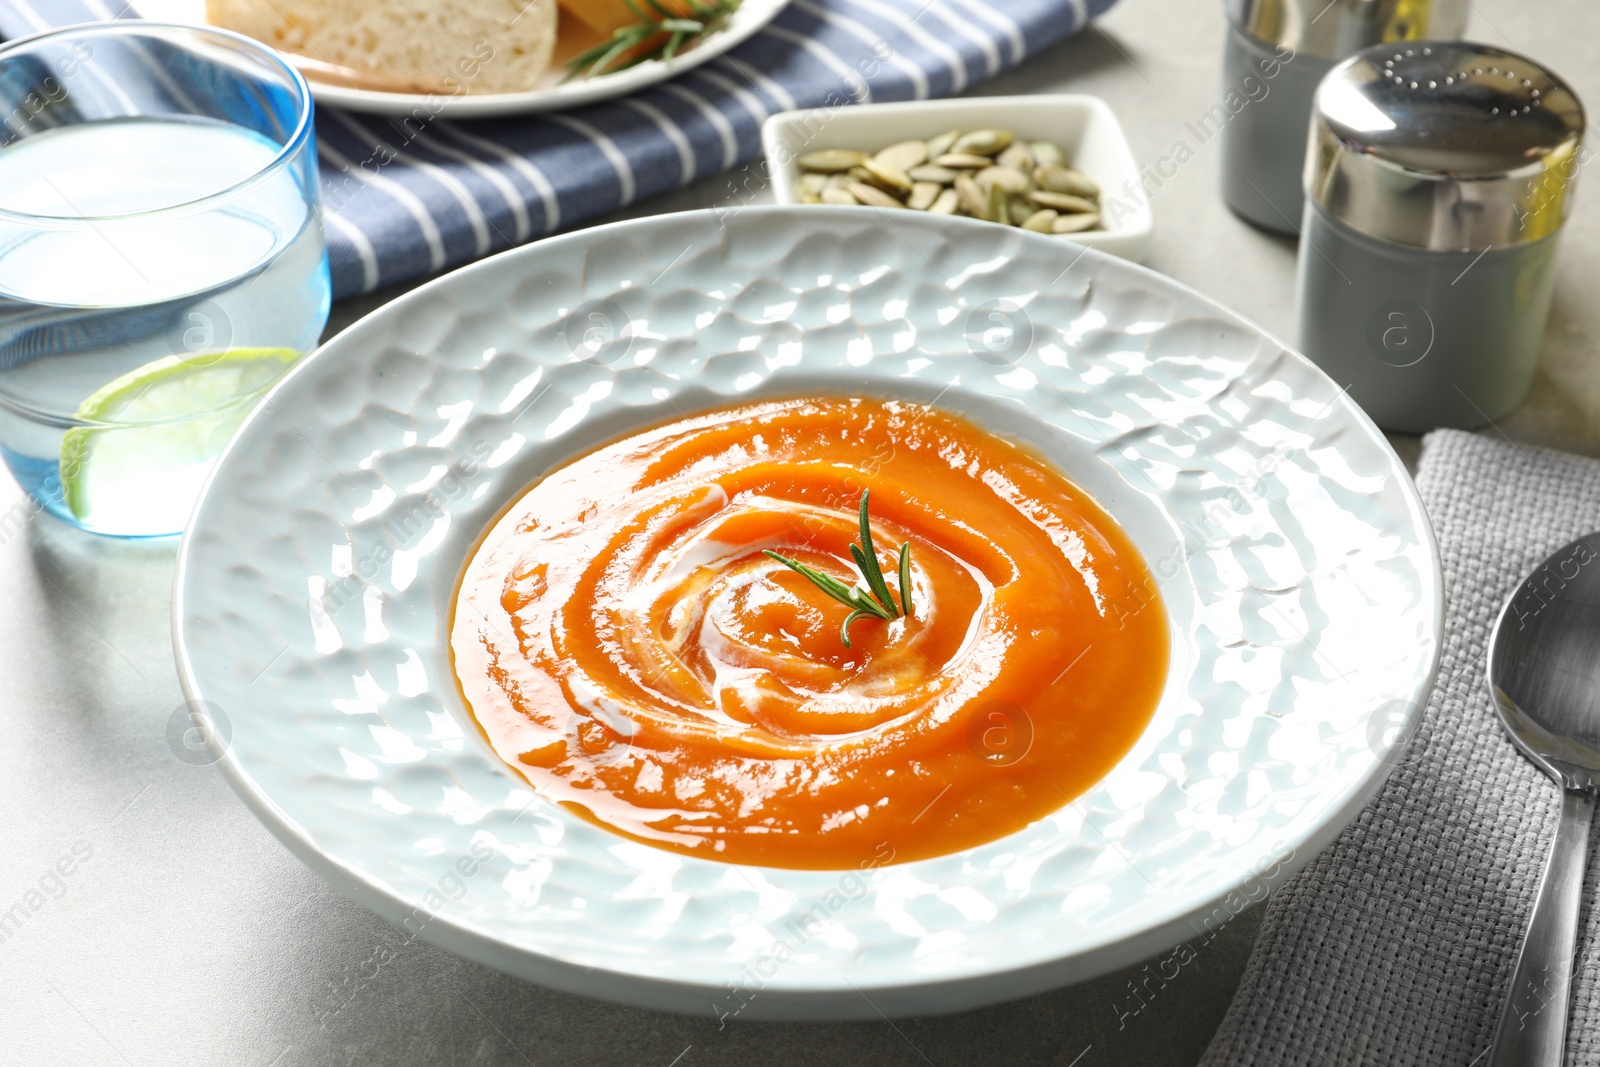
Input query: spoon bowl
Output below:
<box><xmin>1485</xmin><ymin>531</ymin><xmax>1600</xmax><ymax>1065</ymax></box>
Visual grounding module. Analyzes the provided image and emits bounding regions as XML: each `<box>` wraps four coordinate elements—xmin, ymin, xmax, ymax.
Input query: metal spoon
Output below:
<box><xmin>1486</xmin><ymin>532</ymin><xmax>1600</xmax><ymax>1065</ymax></box>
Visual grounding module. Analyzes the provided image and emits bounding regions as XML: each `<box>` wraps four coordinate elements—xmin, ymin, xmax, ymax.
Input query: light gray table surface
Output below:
<box><xmin>4</xmin><ymin>1</ymin><xmax>1595</xmax><ymax>1064</ymax></box>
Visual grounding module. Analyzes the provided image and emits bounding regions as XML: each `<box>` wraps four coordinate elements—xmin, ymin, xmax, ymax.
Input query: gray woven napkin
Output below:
<box><xmin>1200</xmin><ymin>429</ymin><xmax>1600</xmax><ymax>1066</ymax></box>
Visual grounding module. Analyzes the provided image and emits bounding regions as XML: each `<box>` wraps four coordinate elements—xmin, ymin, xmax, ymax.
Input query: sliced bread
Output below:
<box><xmin>207</xmin><ymin>0</ymin><xmax>558</xmax><ymax>94</ymax></box>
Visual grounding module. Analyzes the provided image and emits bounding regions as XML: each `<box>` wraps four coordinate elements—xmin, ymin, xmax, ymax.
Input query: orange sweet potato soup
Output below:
<box><xmin>450</xmin><ymin>397</ymin><xmax>1169</xmax><ymax>869</ymax></box>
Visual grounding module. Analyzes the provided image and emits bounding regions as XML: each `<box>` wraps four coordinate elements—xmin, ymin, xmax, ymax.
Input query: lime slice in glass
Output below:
<box><xmin>60</xmin><ymin>347</ymin><xmax>300</xmax><ymax>533</ymax></box>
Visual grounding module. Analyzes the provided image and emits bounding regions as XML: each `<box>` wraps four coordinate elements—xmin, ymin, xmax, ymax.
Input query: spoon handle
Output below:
<box><xmin>1488</xmin><ymin>788</ymin><xmax>1596</xmax><ymax>1066</ymax></box>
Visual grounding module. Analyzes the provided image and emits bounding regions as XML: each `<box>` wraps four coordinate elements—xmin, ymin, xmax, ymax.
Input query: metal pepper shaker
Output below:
<box><xmin>1219</xmin><ymin>0</ymin><xmax>1467</xmax><ymax>233</ymax></box>
<box><xmin>1294</xmin><ymin>42</ymin><xmax>1584</xmax><ymax>433</ymax></box>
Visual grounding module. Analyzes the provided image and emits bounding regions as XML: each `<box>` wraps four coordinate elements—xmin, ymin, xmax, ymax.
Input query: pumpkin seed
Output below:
<box><xmin>1022</xmin><ymin>208</ymin><xmax>1059</xmax><ymax>233</ymax></box>
<box><xmin>860</xmin><ymin>156</ymin><xmax>913</xmax><ymax>193</ymax></box>
<box><xmin>976</xmin><ymin>165</ymin><xmax>1029</xmax><ymax>194</ymax></box>
<box><xmin>1029</xmin><ymin>140</ymin><xmax>1065</xmax><ymax>168</ymax></box>
<box><xmin>1033</xmin><ymin>164</ymin><xmax>1100</xmax><ymax>198</ymax></box>
<box><xmin>908</xmin><ymin>164</ymin><xmax>960</xmax><ymax>183</ymax></box>
<box><xmin>934</xmin><ymin>152</ymin><xmax>994</xmax><ymax>169</ymax></box>
<box><xmin>1053</xmin><ymin>212</ymin><xmax>1102</xmax><ymax>233</ymax></box>
<box><xmin>925</xmin><ymin>129</ymin><xmax>962</xmax><ymax>159</ymax></box>
<box><xmin>908</xmin><ymin>181</ymin><xmax>942</xmax><ymax>211</ymax></box>
<box><xmin>988</xmin><ymin>182</ymin><xmax>1010</xmax><ymax>226</ymax></box>
<box><xmin>955</xmin><ymin>174</ymin><xmax>988</xmax><ymax>218</ymax></box>
<box><xmin>997</xmin><ymin>142</ymin><xmax>1035</xmax><ymax>172</ymax></box>
<box><xmin>795</xmin><ymin>133</ymin><xmax>1094</xmax><ymax>232</ymax></box>
<box><xmin>953</xmin><ymin>128</ymin><xmax>1013</xmax><ymax>156</ymax></box>
<box><xmin>1029</xmin><ymin>190</ymin><xmax>1099</xmax><ymax>213</ymax></box>
<box><xmin>873</xmin><ymin>139</ymin><xmax>929</xmax><ymax>172</ymax></box>
<box><xmin>798</xmin><ymin>148</ymin><xmax>869</xmax><ymax>173</ymax></box>
<box><xmin>846</xmin><ymin>181</ymin><xmax>905</xmax><ymax>208</ymax></box>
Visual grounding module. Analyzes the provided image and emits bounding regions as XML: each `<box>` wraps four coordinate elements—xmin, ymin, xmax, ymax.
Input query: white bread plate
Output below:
<box><xmin>131</xmin><ymin>0</ymin><xmax>791</xmax><ymax>117</ymax></box>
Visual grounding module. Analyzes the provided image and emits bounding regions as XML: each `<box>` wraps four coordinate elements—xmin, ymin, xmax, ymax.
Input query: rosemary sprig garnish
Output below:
<box><xmin>563</xmin><ymin>0</ymin><xmax>744</xmax><ymax>81</ymax></box>
<box><xmin>763</xmin><ymin>490</ymin><xmax>914</xmax><ymax>648</ymax></box>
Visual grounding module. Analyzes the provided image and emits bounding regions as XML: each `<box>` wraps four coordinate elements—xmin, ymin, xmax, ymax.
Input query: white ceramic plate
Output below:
<box><xmin>764</xmin><ymin>95</ymin><xmax>1154</xmax><ymax>262</ymax></box>
<box><xmin>133</xmin><ymin>0</ymin><xmax>790</xmax><ymax>117</ymax></box>
<box><xmin>174</xmin><ymin>206</ymin><xmax>1441</xmax><ymax>1019</ymax></box>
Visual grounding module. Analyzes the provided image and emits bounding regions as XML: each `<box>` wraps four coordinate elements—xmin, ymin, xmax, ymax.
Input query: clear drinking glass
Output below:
<box><xmin>0</xmin><ymin>22</ymin><xmax>330</xmax><ymax>537</ymax></box>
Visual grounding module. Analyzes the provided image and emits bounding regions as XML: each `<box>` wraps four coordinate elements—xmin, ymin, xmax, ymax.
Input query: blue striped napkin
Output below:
<box><xmin>1</xmin><ymin>0</ymin><xmax>1116</xmax><ymax>298</ymax></box>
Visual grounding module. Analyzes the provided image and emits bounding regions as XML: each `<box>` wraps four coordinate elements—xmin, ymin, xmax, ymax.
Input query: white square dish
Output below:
<box><xmin>762</xmin><ymin>94</ymin><xmax>1153</xmax><ymax>262</ymax></box>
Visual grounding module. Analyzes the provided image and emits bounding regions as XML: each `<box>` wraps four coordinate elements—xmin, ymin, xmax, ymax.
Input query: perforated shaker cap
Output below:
<box><xmin>1307</xmin><ymin>41</ymin><xmax>1585</xmax><ymax>250</ymax></box>
<box><xmin>1224</xmin><ymin>0</ymin><xmax>1467</xmax><ymax>62</ymax></box>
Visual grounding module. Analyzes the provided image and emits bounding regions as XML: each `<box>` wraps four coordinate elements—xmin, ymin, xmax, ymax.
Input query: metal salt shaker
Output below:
<box><xmin>1219</xmin><ymin>0</ymin><xmax>1467</xmax><ymax>233</ymax></box>
<box><xmin>1295</xmin><ymin>42</ymin><xmax>1584</xmax><ymax>433</ymax></box>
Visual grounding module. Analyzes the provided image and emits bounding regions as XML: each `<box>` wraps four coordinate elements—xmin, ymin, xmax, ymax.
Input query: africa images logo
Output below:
<box><xmin>1366</xmin><ymin>300</ymin><xmax>1435</xmax><ymax>368</ymax></box>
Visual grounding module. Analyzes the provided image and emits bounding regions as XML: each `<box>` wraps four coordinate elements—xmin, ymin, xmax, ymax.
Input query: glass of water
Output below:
<box><xmin>0</xmin><ymin>22</ymin><xmax>330</xmax><ymax>537</ymax></box>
